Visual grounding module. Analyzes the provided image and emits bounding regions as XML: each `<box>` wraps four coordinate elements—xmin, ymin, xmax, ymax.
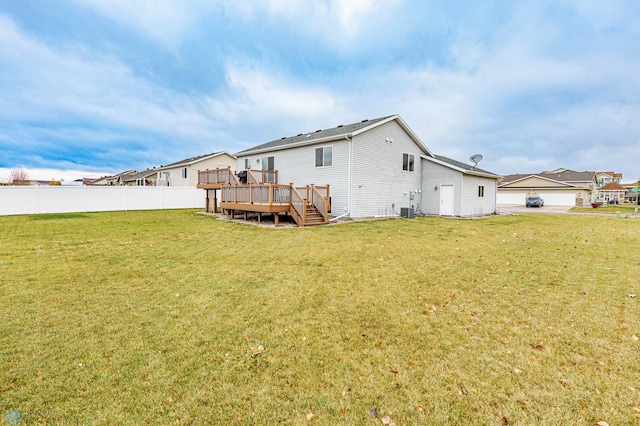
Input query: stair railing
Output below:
<box><xmin>310</xmin><ymin>184</ymin><xmax>330</xmax><ymax>222</ymax></box>
<box><xmin>290</xmin><ymin>185</ymin><xmax>306</xmax><ymax>226</ymax></box>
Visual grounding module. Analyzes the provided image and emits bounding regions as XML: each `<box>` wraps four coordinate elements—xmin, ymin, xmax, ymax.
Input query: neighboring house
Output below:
<box><xmin>498</xmin><ymin>170</ymin><xmax>597</xmax><ymax>207</ymax></box>
<box><xmin>596</xmin><ymin>171</ymin><xmax>623</xmax><ymax>188</ymax></box>
<box><xmin>598</xmin><ymin>182</ymin><xmax>627</xmax><ymax>203</ymax></box>
<box><xmin>89</xmin><ymin>170</ymin><xmax>137</xmax><ymax>186</ymax></box>
<box><xmin>122</xmin><ymin>169</ymin><xmax>159</xmax><ymax>186</ymax></box>
<box><xmin>232</xmin><ymin>114</ymin><xmax>499</xmax><ymax>218</ymax></box>
<box><xmin>621</xmin><ymin>181</ymin><xmax>640</xmax><ymax>203</ymax></box>
<box><xmin>156</xmin><ymin>152</ymin><xmax>236</xmax><ymax>187</ymax></box>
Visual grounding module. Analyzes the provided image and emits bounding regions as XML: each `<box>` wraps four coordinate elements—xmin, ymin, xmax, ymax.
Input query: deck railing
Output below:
<box><xmin>247</xmin><ymin>168</ymin><xmax>278</xmax><ymax>184</ymax></box>
<box><xmin>198</xmin><ymin>167</ymin><xmax>238</xmax><ymax>185</ymax></box>
<box><xmin>221</xmin><ymin>183</ymin><xmax>292</xmax><ymax>205</ymax></box>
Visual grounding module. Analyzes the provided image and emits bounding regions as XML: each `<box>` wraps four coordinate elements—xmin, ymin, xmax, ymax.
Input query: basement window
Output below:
<box><xmin>402</xmin><ymin>153</ymin><xmax>415</xmax><ymax>172</ymax></box>
<box><xmin>478</xmin><ymin>185</ymin><xmax>485</xmax><ymax>198</ymax></box>
<box><xmin>315</xmin><ymin>146</ymin><xmax>332</xmax><ymax>167</ymax></box>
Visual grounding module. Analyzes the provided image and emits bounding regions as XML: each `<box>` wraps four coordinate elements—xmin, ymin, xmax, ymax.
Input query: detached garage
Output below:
<box><xmin>498</xmin><ymin>170</ymin><xmax>597</xmax><ymax>208</ymax></box>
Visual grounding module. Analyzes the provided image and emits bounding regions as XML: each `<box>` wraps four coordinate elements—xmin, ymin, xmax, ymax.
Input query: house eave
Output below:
<box><xmin>421</xmin><ymin>155</ymin><xmax>499</xmax><ymax>179</ymax></box>
<box><xmin>156</xmin><ymin>151</ymin><xmax>236</xmax><ymax>170</ymax></box>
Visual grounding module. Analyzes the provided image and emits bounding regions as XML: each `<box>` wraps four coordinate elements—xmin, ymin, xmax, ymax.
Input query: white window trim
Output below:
<box><xmin>315</xmin><ymin>145</ymin><xmax>333</xmax><ymax>168</ymax></box>
<box><xmin>402</xmin><ymin>153</ymin><xmax>415</xmax><ymax>172</ymax></box>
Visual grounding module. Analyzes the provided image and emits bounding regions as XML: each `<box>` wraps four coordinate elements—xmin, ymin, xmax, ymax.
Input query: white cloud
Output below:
<box><xmin>0</xmin><ymin>15</ymin><xmax>226</xmax><ymax>153</ymax></box>
<box><xmin>221</xmin><ymin>0</ymin><xmax>401</xmax><ymax>48</ymax></box>
<box><xmin>73</xmin><ymin>0</ymin><xmax>199</xmax><ymax>48</ymax></box>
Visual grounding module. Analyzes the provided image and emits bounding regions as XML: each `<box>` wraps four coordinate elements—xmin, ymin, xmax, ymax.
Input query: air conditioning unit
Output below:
<box><xmin>400</xmin><ymin>207</ymin><xmax>414</xmax><ymax>218</ymax></box>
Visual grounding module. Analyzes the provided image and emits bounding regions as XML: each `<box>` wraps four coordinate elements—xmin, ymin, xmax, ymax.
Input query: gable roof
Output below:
<box><xmin>499</xmin><ymin>174</ymin><xmax>580</xmax><ymax>188</ymax></box>
<box><xmin>597</xmin><ymin>171</ymin><xmax>623</xmax><ymax>178</ymax></box>
<box><xmin>422</xmin><ymin>155</ymin><xmax>500</xmax><ymax>179</ymax></box>
<box><xmin>123</xmin><ymin>169</ymin><xmax>158</xmax><ymax>182</ymax></box>
<box><xmin>236</xmin><ymin>115</ymin><xmax>433</xmax><ymax>157</ymax></box>
<box><xmin>157</xmin><ymin>151</ymin><xmax>234</xmax><ymax>170</ymax></box>
<box><xmin>599</xmin><ymin>182</ymin><xmax>627</xmax><ymax>191</ymax></box>
<box><xmin>501</xmin><ymin>171</ymin><xmax>596</xmax><ymax>184</ymax></box>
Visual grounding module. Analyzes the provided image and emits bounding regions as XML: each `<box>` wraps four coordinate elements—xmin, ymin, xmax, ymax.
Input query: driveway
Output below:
<box><xmin>497</xmin><ymin>204</ymin><xmax>572</xmax><ymax>214</ymax></box>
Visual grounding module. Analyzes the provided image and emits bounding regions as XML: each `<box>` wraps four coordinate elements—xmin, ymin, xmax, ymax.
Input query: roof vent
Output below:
<box><xmin>361</xmin><ymin>119</ymin><xmax>368</xmax><ymax>122</ymax></box>
<box><xmin>315</xmin><ymin>129</ymin><xmax>321</xmax><ymax>132</ymax></box>
<box><xmin>337</xmin><ymin>124</ymin><xmax>343</xmax><ymax>127</ymax></box>
<box><xmin>297</xmin><ymin>133</ymin><xmax>303</xmax><ymax>136</ymax></box>
<box><xmin>281</xmin><ymin>137</ymin><xmax>286</xmax><ymax>139</ymax></box>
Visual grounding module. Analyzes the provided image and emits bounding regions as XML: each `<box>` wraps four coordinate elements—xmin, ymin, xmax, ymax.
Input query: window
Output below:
<box><xmin>478</xmin><ymin>185</ymin><xmax>485</xmax><ymax>198</ymax></box>
<box><xmin>402</xmin><ymin>153</ymin><xmax>415</xmax><ymax>172</ymax></box>
<box><xmin>315</xmin><ymin>146</ymin><xmax>332</xmax><ymax>167</ymax></box>
<box><xmin>182</xmin><ymin>168</ymin><xmax>187</xmax><ymax>179</ymax></box>
<box><xmin>244</xmin><ymin>158</ymin><xmax>251</xmax><ymax>169</ymax></box>
<box><xmin>261</xmin><ymin>156</ymin><xmax>274</xmax><ymax>171</ymax></box>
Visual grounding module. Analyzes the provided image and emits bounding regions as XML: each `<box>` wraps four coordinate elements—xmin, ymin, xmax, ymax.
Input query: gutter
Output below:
<box><xmin>346</xmin><ymin>134</ymin><xmax>353</xmax><ymax>217</ymax></box>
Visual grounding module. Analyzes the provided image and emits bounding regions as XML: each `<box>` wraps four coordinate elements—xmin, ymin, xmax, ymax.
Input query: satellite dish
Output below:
<box><xmin>469</xmin><ymin>154</ymin><xmax>483</xmax><ymax>168</ymax></box>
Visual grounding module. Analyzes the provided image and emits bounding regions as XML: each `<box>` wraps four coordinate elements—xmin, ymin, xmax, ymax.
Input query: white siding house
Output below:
<box><xmin>156</xmin><ymin>152</ymin><xmax>236</xmax><ymax>187</ymax></box>
<box><xmin>235</xmin><ymin>115</ymin><xmax>499</xmax><ymax>218</ymax></box>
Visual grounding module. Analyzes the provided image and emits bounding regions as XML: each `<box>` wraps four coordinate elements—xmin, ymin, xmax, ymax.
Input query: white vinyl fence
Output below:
<box><xmin>0</xmin><ymin>186</ymin><xmax>205</xmax><ymax>216</ymax></box>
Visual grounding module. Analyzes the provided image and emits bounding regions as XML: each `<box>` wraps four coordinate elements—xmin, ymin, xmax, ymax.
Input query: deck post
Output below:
<box><xmin>274</xmin><ymin>213</ymin><xmax>279</xmax><ymax>226</ymax></box>
<box><xmin>268</xmin><ymin>183</ymin><xmax>273</xmax><ymax>205</ymax></box>
<box><xmin>213</xmin><ymin>189</ymin><xmax>218</xmax><ymax>213</ymax></box>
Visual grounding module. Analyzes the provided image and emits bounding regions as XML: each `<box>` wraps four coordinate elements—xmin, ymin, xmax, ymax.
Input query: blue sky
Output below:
<box><xmin>1</xmin><ymin>0</ymin><xmax>639</xmax><ymax>182</ymax></box>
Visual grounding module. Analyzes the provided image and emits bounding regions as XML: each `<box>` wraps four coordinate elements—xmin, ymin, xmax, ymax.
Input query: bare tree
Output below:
<box><xmin>9</xmin><ymin>169</ymin><xmax>30</xmax><ymax>185</ymax></box>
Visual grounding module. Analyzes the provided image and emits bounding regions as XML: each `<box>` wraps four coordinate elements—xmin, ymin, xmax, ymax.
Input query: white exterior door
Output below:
<box><xmin>440</xmin><ymin>184</ymin><xmax>455</xmax><ymax>216</ymax></box>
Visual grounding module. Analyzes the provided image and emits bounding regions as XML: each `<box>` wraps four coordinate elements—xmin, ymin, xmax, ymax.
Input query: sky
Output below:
<box><xmin>0</xmin><ymin>0</ymin><xmax>639</xmax><ymax>182</ymax></box>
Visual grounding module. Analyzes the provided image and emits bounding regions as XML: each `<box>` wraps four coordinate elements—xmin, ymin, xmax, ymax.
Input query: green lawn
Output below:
<box><xmin>570</xmin><ymin>204</ymin><xmax>639</xmax><ymax>215</ymax></box>
<box><xmin>1</xmin><ymin>210</ymin><xmax>639</xmax><ymax>425</ymax></box>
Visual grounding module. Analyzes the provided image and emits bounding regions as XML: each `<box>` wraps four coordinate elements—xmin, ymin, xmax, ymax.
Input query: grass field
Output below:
<box><xmin>570</xmin><ymin>204</ymin><xmax>639</xmax><ymax>215</ymax></box>
<box><xmin>1</xmin><ymin>210</ymin><xmax>639</xmax><ymax>425</ymax></box>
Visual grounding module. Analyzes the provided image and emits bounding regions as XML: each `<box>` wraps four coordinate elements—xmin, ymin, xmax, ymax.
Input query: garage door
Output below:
<box><xmin>497</xmin><ymin>192</ymin><xmax>527</xmax><ymax>205</ymax></box>
<box><xmin>538</xmin><ymin>193</ymin><xmax>575</xmax><ymax>206</ymax></box>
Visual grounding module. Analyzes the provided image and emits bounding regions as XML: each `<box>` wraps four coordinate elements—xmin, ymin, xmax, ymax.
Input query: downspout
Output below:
<box><xmin>346</xmin><ymin>134</ymin><xmax>352</xmax><ymax>217</ymax></box>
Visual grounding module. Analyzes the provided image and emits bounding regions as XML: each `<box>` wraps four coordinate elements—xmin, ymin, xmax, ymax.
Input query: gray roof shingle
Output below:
<box><xmin>237</xmin><ymin>116</ymin><xmax>394</xmax><ymax>154</ymax></box>
<box><xmin>434</xmin><ymin>155</ymin><xmax>498</xmax><ymax>176</ymax></box>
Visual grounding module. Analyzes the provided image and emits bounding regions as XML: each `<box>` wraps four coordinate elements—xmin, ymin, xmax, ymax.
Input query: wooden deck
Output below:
<box><xmin>197</xmin><ymin>167</ymin><xmax>330</xmax><ymax>226</ymax></box>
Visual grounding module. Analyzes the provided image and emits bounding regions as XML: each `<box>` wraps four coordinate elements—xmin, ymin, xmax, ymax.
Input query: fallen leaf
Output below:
<box><xmin>370</xmin><ymin>408</ymin><xmax>378</xmax><ymax>418</ymax></box>
<box><xmin>306</xmin><ymin>412</ymin><xmax>315</xmax><ymax>422</ymax></box>
<box><xmin>514</xmin><ymin>368</ymin><xmax>522</xmax><ymax>374</ymax></box>
<box><xmin>390</xmin><ymin>369</ymin><xmax>398</xmax><ymax>375</ymax></box>
<box><xmin>415</xmin><ymin>403</ymin><xmax>425</xmax><ymax>411</ymax></box>
<box><xmin>502</xmin><ymin>416</ymin><xmax>509</xmax><ymax>425</ymax></box>
<box><xmin>595</xmin><ymin>421</ymin><xmax>610</xmax><ymax>426</ymax></box>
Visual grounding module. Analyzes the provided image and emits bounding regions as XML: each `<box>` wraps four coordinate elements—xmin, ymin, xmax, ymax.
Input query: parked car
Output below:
<box><xmin>526</xmin><ymin>197</ymin><xmax>544</xmax><ymax>207</ymax></box>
